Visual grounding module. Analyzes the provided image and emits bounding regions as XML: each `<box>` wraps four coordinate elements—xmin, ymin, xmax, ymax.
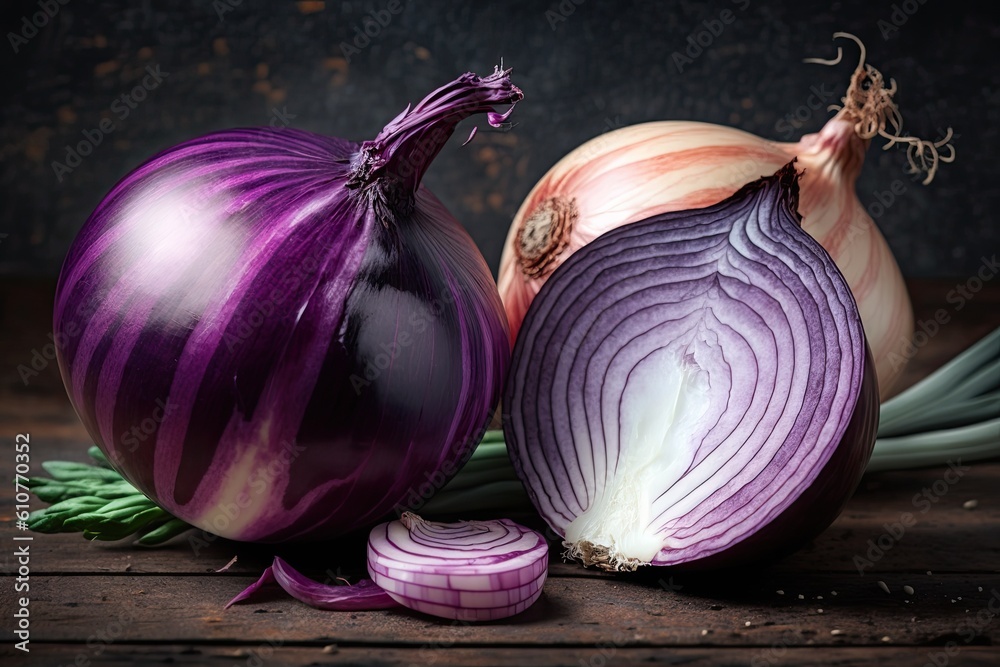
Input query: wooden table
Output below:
<box><xmin>2</xmin><ymin>278</ymin><xmax>999</xmax><ymax>666</ymax></box>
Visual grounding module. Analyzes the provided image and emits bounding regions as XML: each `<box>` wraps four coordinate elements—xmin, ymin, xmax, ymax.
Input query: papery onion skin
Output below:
<box><xmin>503</xmin><ymin>162</ymin><xmax>879</xmax><ymax>571</ymax></box>
<box><xmin>498</xmin><ymin>118</ymin><xmax>912</xmax><ymax>400</ymax></box>
<box><xmin>53</xmin><ymin>69</ymin><xmax>519</xmax><ymax>542</ymax></box>
<box><xmin>226</xmin><ymin>556</ymin><xmax>399</xmax><ymax>610</ymax></box>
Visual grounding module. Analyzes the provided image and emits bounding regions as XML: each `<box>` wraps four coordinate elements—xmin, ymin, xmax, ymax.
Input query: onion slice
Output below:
<box><xmin>367</xmin><ymin>513</ymin><xmax>548</xmax><ymax>621</ymax></box>
<box><xmin>504</xmin><ymin>161</ymin><xmax>879</xmax><ymax>571</ymax></box>
<box><xmin>226</xmin><ymin>515</ymin><xmax>548</xmax><ymax>621</ymax></box>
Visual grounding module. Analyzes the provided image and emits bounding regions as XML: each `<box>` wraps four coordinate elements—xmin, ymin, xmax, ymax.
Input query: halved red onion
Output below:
<box><xmin>367</xmin><ymin>513</ymin><xmax>548</xmax><ymax>621</ymax></box>
<box><xmin>503</xmin><ymin>162</ymin><xmax>879</xmax><ymax>571</ymax></box>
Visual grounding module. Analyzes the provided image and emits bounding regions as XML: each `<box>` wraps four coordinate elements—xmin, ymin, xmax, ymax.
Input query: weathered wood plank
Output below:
<box><xmin>2</xmin><ymin>573</ymin><xmax>997</xmax><ymax>647</ymax></box>
<box><xmin>2</xmin><ymin>645</ymin><xmax>1000</xmax><ymax>667</ymax></box>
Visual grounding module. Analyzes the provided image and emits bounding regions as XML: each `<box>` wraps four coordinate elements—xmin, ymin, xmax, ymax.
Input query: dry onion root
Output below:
<box><xmin>804</xmin><ymin>32</ymin><xmax>955</xmax><ymax>185</ymax></box>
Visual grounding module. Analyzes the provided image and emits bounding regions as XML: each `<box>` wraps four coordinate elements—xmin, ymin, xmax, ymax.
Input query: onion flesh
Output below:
<box><xmin>368</xmin><ymin>513</ymin><xmax>548</xmax><ymax>621</ymax></box>
<box><xmin>503</xmin><ymin>162</ymin><xmax>879</xmax><ymax>571</ymax></box>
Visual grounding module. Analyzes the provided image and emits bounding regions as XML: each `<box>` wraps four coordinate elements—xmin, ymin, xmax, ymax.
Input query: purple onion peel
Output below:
<box><xmin>54</xmin><ymin>67</ymin><xmax>520</xmax><ymax>542</ymax></box>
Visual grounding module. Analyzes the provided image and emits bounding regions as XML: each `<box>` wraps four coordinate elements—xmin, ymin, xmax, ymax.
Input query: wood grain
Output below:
<box><xmin>2</xmin><ymin>573</ymin><xmax>998</xmax><ymax>647</ymax></box>
<box><xmin>2</xmin><ymin>645</ymin><xmax>1000</xmax><ymax>667</ymax></box>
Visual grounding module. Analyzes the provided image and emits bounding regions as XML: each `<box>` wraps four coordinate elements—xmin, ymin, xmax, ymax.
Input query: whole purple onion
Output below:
<box><xmin>53</xmin><ymin>67</ymin><xmax>519</xmax><ymax>542</ymax></box>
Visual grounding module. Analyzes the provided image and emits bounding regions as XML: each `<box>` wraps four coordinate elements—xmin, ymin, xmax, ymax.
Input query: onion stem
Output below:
<box><xmin>348</xmin><ymin>66</ymin><xmax>521</xmax><ymax>194</ymax></box>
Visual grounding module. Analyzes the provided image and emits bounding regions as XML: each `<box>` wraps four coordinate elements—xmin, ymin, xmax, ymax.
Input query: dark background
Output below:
<box><xmin>1</xmin><ymin>0</ymin><xmax>997</xmax><ymax>279</ymax></box>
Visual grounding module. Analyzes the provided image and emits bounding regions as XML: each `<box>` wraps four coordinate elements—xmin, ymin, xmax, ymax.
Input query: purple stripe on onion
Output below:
<box><xmin>503</xmin><ymin>162</ymin><xmax>879</xmax><ymax>571</ymax></box>
<box><xmin>53</xmin><ymin>67</ymin><xmax>520</xmax><ymax>542</ymax></box>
